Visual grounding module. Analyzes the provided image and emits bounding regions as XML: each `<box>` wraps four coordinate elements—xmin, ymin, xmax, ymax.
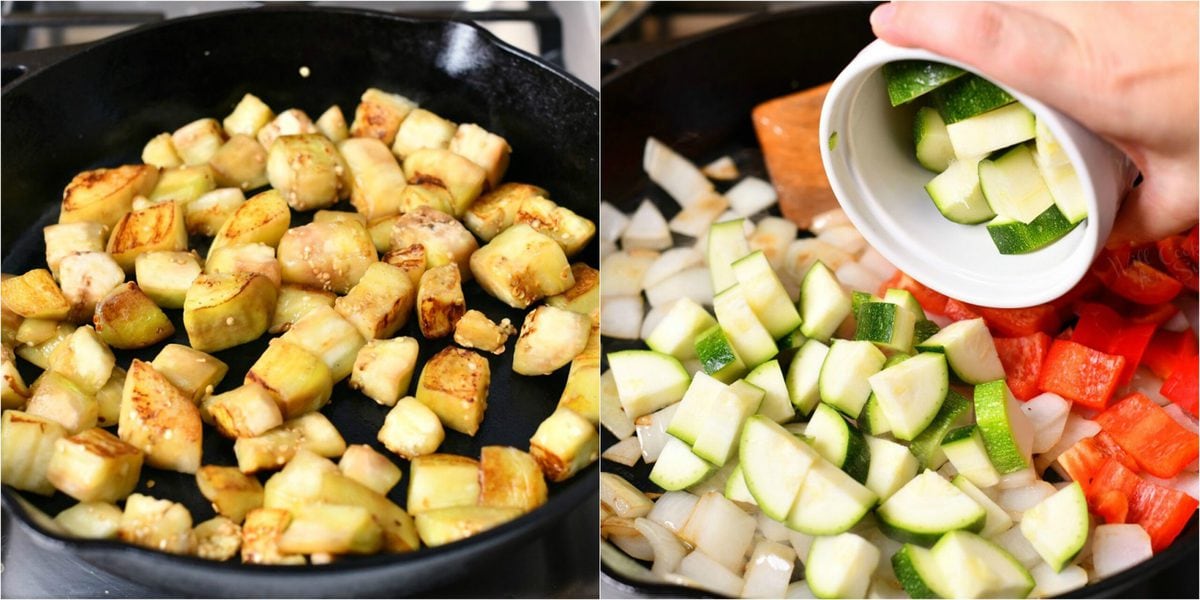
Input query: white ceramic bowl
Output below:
<box><xmin>820</xmin><ymin>40</ymin><xmax>1135</xmax><ymax>308</ymax></box>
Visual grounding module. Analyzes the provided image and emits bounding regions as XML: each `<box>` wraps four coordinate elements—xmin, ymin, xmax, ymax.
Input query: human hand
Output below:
<box><xmin>870</xmin><ymin>1</ymin><xmax>1198</xmax><ymax>247</ymax></box>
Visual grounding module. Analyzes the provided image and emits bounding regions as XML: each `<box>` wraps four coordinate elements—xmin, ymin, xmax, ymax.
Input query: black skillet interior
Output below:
<box><xmin>598</xmin><ymin>3</ymin><xmax>1198</xmax><ymax>598</ymax></box>
<box><xmin>1</xmin><ymin>6</ymin><xmax>598</xmax><ymax>597</ymax></box>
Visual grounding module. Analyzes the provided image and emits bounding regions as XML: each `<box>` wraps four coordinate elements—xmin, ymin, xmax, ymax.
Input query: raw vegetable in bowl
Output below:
<box><xmin>599</xmin><ymin>136</ymin><xmax>1198</xmax><ymax>599</ymax></box>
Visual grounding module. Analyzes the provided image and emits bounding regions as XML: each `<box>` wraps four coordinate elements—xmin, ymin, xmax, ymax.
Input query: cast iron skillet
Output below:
<box><xmin>1</xmin><ymin>6</ymin><xmax>598</xmax><ymax>597</ymax></box>
<box><xmin>599</xmin><ymin>3</ymin><xmax>1198</xmax><ymax>598</ymax></box>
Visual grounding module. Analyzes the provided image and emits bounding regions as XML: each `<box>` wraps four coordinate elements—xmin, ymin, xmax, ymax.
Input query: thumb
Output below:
<box><xmin>1107</xmin><ymin>174</ymin><xmax>1199</xmax><ymax>247</ymax></box>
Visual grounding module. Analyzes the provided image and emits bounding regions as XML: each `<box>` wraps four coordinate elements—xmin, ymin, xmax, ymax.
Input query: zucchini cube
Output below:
<box><xmin>201</xmin><ymin>383</ymin><xmax>283</xmax><ymax>438</ymax></box>
<box><xmin>269</xmin><ymin>284</ymin><xmax>336</xmax><ymax>334</ymax></box>
<box><xmin>46</xmin><ymin>427</ymin><xmax>143</xmax><ymax>502</ymax></box>
<box><xmin>513</xmin><ymin>305</ymin><xmax>592</xmax><ymax>376</ymax></box>
<box><xmin>402</xmin><ymin>148</ymin><xmax>487</xmax><ymax>217</ymax></box>
<box><xmin>545</xmin><ymin>263</ymin><xmax>600</xmax><ymax>322</ymax></box>
<box><xmin>210</xmin><ymin>189</ymin><xmax>291</xmax><ymax>254</ymax></box>
<box><xmin>148</xmin><ymin>164</ymin><xmax>217</xmax><ymax>206</ymax></box>
<box><xmin>95</xmin><ymin>282</ymin><xmax>176</xmax><ymax>349</ymax></box>
<box><xmin>449</xmin><ymin>123</ymin><xmax>511</xmax><ymax>188</ymax></box>
<box><xmin>382</xmin><ymin>243</ymin><xmax>427</xmax><ymax>287</ymax></box>
<box><xmin>1</xmin><ymin>269</ymin><xmax>70</xmax><ymax>320</ymax></box>
<box><xmin>513</xmin><ymin>196</ymin><xmax>596</xmax><ymax>257</ymax></box>
<box><xmin>241</xmin><ymin>508</ymin><xmax>306</xmax><ymax>565</ymax></box>
<box><xmin>349</xmin><ymin>88</ymin><xmax>416</xmax><ymax>146</ymax></box>
<box><xmin>142</xmin><ymin>133</ymin><xmax>182</xmax><ymax>168</ymax></box>
<box><xmin>391</xmin><ymin>107</ymin><xmax>456</xmax><ymax>159</ymax></box>
<box><xmin>54</xmin><ymin>501</ymin><xmax>123</xmax><ymax>539</ymax></box>
<box><xmin>186</xmin><ymin>188</ymin><xmax>245</xmax><ymax>237</ymax></box>
<box><xmin>95</xmin><ymin>366</ymin><xmax>125</xmax><ymax>427</ymax></box>
<box><xmin>171</xmin><ymin>118</ymin><xmax>225</xmax><ymax>165</ymax></box>
<box><xmin>463</xmin><ymin>182</ymin><xmax>547</xmax><ymax>242</ymax></box>
<box><xmin>397</xmin><ymin>182</ymin><xmax>454</xmax><ymax>216</ymax></box>
<box><xmin>134</xmin><ymin>250</ymin><xmax>203</xmax><ymax>309</ymax></box>
<box><xmin>266</xmin><ymin>134</ymin><xmax>348</xmax><ymax>211</ymax></box>
<box><xmin>338</xmin><ymin>137</ymin><xmax>407</xmax><ymax>221</ymax></box>
<box><xmin>277</xmin><ymin>221</ymin><xmax>377</xmax><ymax>294</ymax></box>
<box><xmin>106</xmin><ymin>201</ymin><xmax>188</xmax><ymax>271</ymax></box>
<box><xmin>58</xmin><ymin>251</ymin><xmax>126</xmax><ymax>321</ymax></box>
<box><xmin>47</xmin><ymin>325</ymin><xmax>115</xmax><ymax>394</ymax></box>
<box><xmin>414</xmin><ymin>505</ymin><xmax>521</xmax><ymax>547</ymax></box>
<box><xmin>2</xmin><ymin>345</ymin><xmax>30</xmax><ymax>410</ymax></box>
<box><xmin>339</xmin><ymin>444</ymin><xmax>403</xmax><ymax>495</ymax></box>
<box><xmin>416</xmin><ymin>264</ymin><xmax>466</xmax><ymax>339</ymax></box>
<box><xmin>43</xmin><ymin>222</ymin><xmax>107</xmax><ymax>278</ymax></box>
<box><xmin>205</xmin><ymin>242</ymin><xmax>282</xmax><ymax>287</ymax></box>
<box><xmin>316</xmin><ymin>105</ymin><xmax>349</xmax><ymax>142</ymax></box>
<box><xmin>233</xmin><ymin>412</ymin><xmax>346</xmax><ymax>473</ymax></box>
<box><xmin>391</xmin><ymin>206</ymin><xmax>478</xmax><ymax>278</ymax></box>
<box><xmin>26</xmin><ymin>371</ymin><xmax>98</xmax><ymax>434</ymax></box>
<box><xmin>223</xmin><ymin>93</ymin><xmax>274</xmax><ymax>137</ymax></box>
<box><xmin>194</xmin><ymin>516</ymin><xmax>243</xmax><ymax>561</ymax></box>
<box><xmin>452</xmin><ymin>310</ymin><xmax>515</xmax><ymax>355</ymax></box>
<box><xmin>209</xmin><ymin>135</ymin><xmax>268</xmax><ymax>191</ymax></box>
<box><xmin>279</xmin><ymin>304</ymin><xmax>365</xmax><ymax>382</ymax></box>
<box><xmin>277</xmin><ymin>504</ymin><xmax>383</xmax><ymax>555</ymax></box>
<box><xmin>256</xmin><ymin>108</ymin><xmax>318</xmax><ymax>151</ymax></box>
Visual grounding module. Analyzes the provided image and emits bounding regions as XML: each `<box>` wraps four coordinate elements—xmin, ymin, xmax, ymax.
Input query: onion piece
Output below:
<box><xmin>702</xmin><ymin>155</ymin><xmax>740</xmax><ymax>181</ymax></box>
<box><xmin>645</xmin><ymin>267</ymin><xmax>714</xmax><ymax>308</ymax></box>
<box><xmin>675</xmin><ymin>550</ymin><xmax>744</xmax><ymax>598</ymax></box>
<box><xmin>1036</xmin><ymin>414</ymin><xmax>1101</xmax><ymax>472</ymax></box>
<box><xmin>859</xmin><ymin>247</ymin><xmax>897</xmax><ymax>280</ymax></box>
<box><xmin>718</xmin><ymin>210</ymin><xmax>756</xmax><ymax>237</ymax></box>
<box><xmin>600</xmin><ymin>238</ymin><xmax>617</xmax><ymax>260</ymax></box>
<box><xmin>678</xmin><ymin>492</ymin><xmax>757</xmax><ymax>574</ymax></box>
<box><xmin>600</xmin><ymin>295</ymin><xmax>644</xmax><ymax>340</ymax></box>
<box><xmin>726</xmin><ymin>177</ymin><xmax>778</xmax><ymax>217</ymax></box>
<box><xmin>990</xmin><ymin>526</ymin><xmax>1041</xmax><ymax>568</ymax></box>
<box><xmin>642</xmin><ymin>247</ymin><xmax>704</xmax><ymax>289</ymax></box>
<box><xmin>621</xmin><ymin>200</ymin><xmax>674</xmax><ymax>250</ymax></box>
<box><xmin>742</xmin><ymin>539</ymin><xmax>797</xmax><ymax>599</ymax></box>
<box><xmin>818</xmin><ymin>225</ymin><xmax>868</xmax><ymax>256</ymax></box>
<box><xmin>601</xmin><ymin>436</ymin><xmax>643</xmax><ymax>467</ymax></box>
<box><xmin>600</xmin><ymin>201</ymin><xmax>630</xmax><ymax>242</ymax></box>
<box><xmin>601</xmin><ymin>472</ymin><xmax>655</xmax><ymax>518</ymax></box>
<box><xmin>603</xmin><ymin>517</ymin><xmax>655</xmax><ymax>560</ymax></box>
<box><xmin>635</xmin><ymin>403</ymin><xmax>679</xmax><ymax>463</ymax></box>
<box><xmin>749</xmin><ymin>216</ymin><xmax>799</xmax><ymax>271</ymax></box>
<box><xmin>867</xmin><ymin>578</ymin><xmax>907</xmax><ymax>599</ymax></box>
<box><xmin>1092</xmin><ymin>524</ymin><xmax>1153</xmax><ymax>578</ymax></box>
<box><xmin>786</xmin><ymin>581</ymin><xmax>817</xmax><ymax>599</ymax></box>
<box><xmin>1020</xmin><ymin>392</ymin><xmax>1071</xmax><ymax>453</ymax></box>
<box><xmin>788</xmin><ymin>530</ymin><xmax>815</xmax><ymax>563</ymax></box>
<box><xmin>1119</xmin><ymin>367</ymin><xmax>1170</xmax><ymax>406</ymax></box>
<box><xmin>634</xmin><ymin>517</ymin><xmax>688</xmax><ymax>576</ymax></box>
<box><xmin>681</xmin><ymin>358</ymin><xmax>703</xmax><ymax>377</ymax></box>
<box><xmin>997</xmin><ymin>467</ymin><xmax>1037</xmax><ymax>490</ymax></box>
<box><xmin>810</xmin><ymin>208</ymin><xmax>851</xmax><ymax>234</ymax></box>
<box><xmin>784</xmin><ymin>238</ymin><xmax>854</xmax><ymax>282</ymax></box>
<box><xmin>647</xmin><ymin>490</ymin><xmax>699</xmax><ymax>534</ymax></box>
<box><xmin>996</xmin><ymin>481</ymin><xmax>1056</xmax><ymax>519</ymax></box>
<box><xmin>1031</xmin><ymin>563</ymin><xmax>1089</xmax><ymax>597</ymax></box>
<box><xmin>668</xmin><ymin>192</ymin><xmax>729</xmax><ymax>238</ymax></box>
<box><xmin>600</xmin><ymin>249</ymin><xmax>659</xmax><ymax>296</ymax></box>
<box><xmin>756</xmin><ymin>511</ymin><xmax>791</xmax><ymax>543</ymax></box>
<box><xmin>1162</xmin><ymin>402</ymin><xmax>1199</xmax><ymax>434</ymax></box>
<box><xmin>644</xmin><ymin>137</ymin><xmax>713</xmax><ymax>208</ymax></box>
<box><xmin>1161</xmin><ymin>309</ymin><xmax>1190</xmax><ymax>332</ymax></box>
<box><xmin>600</xmin><ymin>370</ymin><xmax>636</xmax><ymax>440</ymax></box>
<box><xmin>836</xmin><ymin>261</ymin><xmax>885</xmax><ymax>294</ymax></box>
<box><xmin>1144</xmin><ymin>471</ymin><xmax>1200</xmax><ymax>500</ymax></box>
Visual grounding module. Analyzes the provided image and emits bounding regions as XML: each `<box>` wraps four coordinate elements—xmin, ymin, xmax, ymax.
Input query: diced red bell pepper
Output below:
<box><xmin>1088</xmin><ymin>458</ymin><xmax>1199</xmax><ymax>552</ymax></box>
<box><xmin>1094</xmin><ymin>248</ymin><xmax>1184</xmax><ymax>305</ymax></box>
<box><xmin>1142</xmin><ymin>329</ymin><xmax>1198</xmax><ymax>379</ymax></box>
<box><xmin>941</xmin><ymin>299</ymin><xmax>980</xmax><ymax>322</ymax></box>
<box><xmin>994</xmin><ymin>333</ymin><xmax>1051</xmax><ymax>401</ymax></box>
<box><xmin>1126</xmin><ymin>301</ymin><xmax>1181</xmax><ymax>326</ymax></box>
<box><xmin>1095</xmin><ymin>431</ymin><xmax>1144</xmax><ymax>473</ymax></box>
<box><xmin>1091</xmin><ymin>489</ymin><xmax>1129</xmax><ymax>524</ymax></box>
<box><xmin>1158</xmin><ymin>235</ymin><xmax>1200</xmax><ymax>292</ymax></box>
<box><xmin>1049</xmin><ymin>270</ymin><xmax>1105</xmax><ymax>320</ymax></box>
<box><xmin>1187</xmin><ymin>226</ymin><xmax>1199</xmax><ymax>261</ymax></box>
<box><xmin>879</xmin><ymin>271</ymin><xmax>950</xmax><ymax>316</ymax></box>
<box><xmin>1095</xmin><ymin>393</ymin><xmax>1200</xmax><ymax>478</ymax></box>
<box><xmin>1038</xmin><ymin>339</ymin><xmax>1127</xmax><ymax>411</ymax></box>
<box><xmin>1057</xmin><ymin>432</ymin><xmax>1141</xmax><ymax>492</ymax></box>
<box><xmin>975</xmin><ymin>304</ymin><xmax>1061</xmax><ymax>338</ymax></box>
<box><xmin>1071</xmin><ymin>303</ymin><xmax>1158</xmax><ymax>384</ymax></box>
<box><xmin>1161</xmin><ymin>354</ymin><xmax>1199</xmax><ymax>417</ymax></box>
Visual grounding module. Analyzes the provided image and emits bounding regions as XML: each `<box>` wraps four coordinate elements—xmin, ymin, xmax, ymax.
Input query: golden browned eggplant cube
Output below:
<box><xmin>334</xmin><ymin>262</ymin><xmax>415</xmax><ymax>340</ymax></box>
<box><xmin>201</xmin><ymin>382</ymin><xmax>283</xmax><ymax>438</ymax></box>
<box><xmin>142</xmin><ymin>133</ymin><xmax>183</xmax><ymax>169</ymax></box>
<box><xmin>558</xmin><ymin>327</ymin><xmax>600</xmax><ymax>424</ymax></box>
<box><xmin>2</xmin><ymin>269</ymin><xmax>71</xmax><ymax>320</ymax></box>
<box><xmin>469</xmin><ymin>224</ymin><xmax>574</xmax><ymax>309</ymax></box>
<box><xmin>15</xmin><ymin>322</ymin><xmax>74</xmax><ymax>369</ymax></box>
<box><xmin>94</xmin><ymin>282</ymin><xmax>175</xmax><ymax>349</ymax></box>
<box><xmin>234</xmin><ymin>412</ymin><xmax>346</xmax><ymax>473</ymax></box>
<box><xmin>147</xmin><ymin>164</ymin><xmax>217</xmax><ymax>206</ymax></box>
<box><xmin>415</xmin><ymin>347</ymin><xmax>490</xmax><ymax>436</ymax></box>
<box><xmin>402</xmin><ymin>148</ymin><xmax>487</xmax><ymax>217</ymax></box>
<box><xmin>224</xmin><ymin>93</ymin><xmax>275</xmax><ymax>137</ymax></box>
<box><xmin>407</xmin><ymin>454</ymin><xmax>480</xmax><ymax>514</ymax></box>
<box><xmin>119</xmin><ymin>359</ymin><xmax>203</xmax><ymax>473</ymax></box>
<box><xmin>2</xmin><ymin>345</ymin><xmax>30</xmax><ymax>410</ymax></box>
<box><xmin>172</xmin><ymin>118</ymin><xmax>225</xmax><ymax>166</ymax></box>
<box><xmin>118</xmin><ymin>493</ymin><xmax>195</xmax><ymax>555</ymax></box>
<box><xmin>182</xmin><ymin>272</ymin><xmax>276</xmax><ymax>353</ymax></box>
<box><xmin>269</xmin><ymin>284</ymin><xmax>336</xmax><ymax>334</ymax></box>
<box><xmin>278</xmin><ymin>504</ymin><xmax>383</xmax><ymax>555</ymax></box>
<box><xmin>453</xmin><ymin>310</ymin><xmax>515</xmax><ymax>355</ymax></box>
<box><xmin>529</xmin><ymin>407</ymin><xmax>598</xmax><ymax>482</ymax></box>
<box><xmin>107</xmin><ymin>201</ymin><xmax>188</xmax><ymax>271</ymax></box>
<box><xmin>546</xmin><ymin>263</ymin><xmax>600</xmax><ymax>323</ymax></box>
<box><xmin>349</xmin><ymin>88</ymin><xmax>416</xmax><ymax>146</ymax></box>
<box><xmin>209</xmin><ymin>189</ymin><xmax>291</xmax><ymax>255</ymax></box>
<box><xmin>512</xmin><ymin>305</ymin><xmax>591</xmax><ymax>376</ymax></box>
<box><xmin>316</xmin><ymin>105</ymin><xmax>349</xmax><ymax>142</ymax></box>
<box><xmin>209</xmin><ymin>134</ymin><xmax>269</xmax><ymax>191</ymax></box>
<box><xmin>313</xmin><ymin>210</ymin><xmax>367</xmax><ymax>226</ymax></box>
<box><xmin>95</xmin><ymin>366</ymin><xmax>125</xmax><ymax>427</ymax></box>
<box><xmin>260</xmin><ymin>449</ymin><xmax>339</xmax><ymax>509</ymax></box>
<box><xmin>255</xmin><ymin>108</ymin><xmax>317</xmax><ymax>152</ymax></box>
<box><xmin>205</xmin><ymin>242</ymin><xmax>282</xmax><ymax>287</ymax></box>
<box><xmin>391</xmin><ymin>206</ymin><xmax>478</xmax><ymax>277</ymax></box>
<box><xmin>193</xmin><ymin>515</ymin><xmax>242</xmax><ymax>561</ymax></box>
<box><xmin>391</xmin><ymin>108</ymin><xmax>456</xmax><ymax>159</ymax></box>
<box><xmin>59</xmin><ymin>164</ymin><xmax>159</xmax><ymax>228</ymax></box>
<box><xmin>54</xmin><ymin>501</ymin><xmax>124</xmax><ymax>539</ymax></box>
<box><xmin>1</xmin><ymin>410</ymin><xmax>68</xmax><ymax>495</ymax></box>
<box><xmin>241</xmin><ymin>508</ymin><xmax>306</xmax><ymax>565</ymax></box>
<box><xmin>350</xmin><ymin>337</ymin><xmax>419</xmax><ymax>407</ymax></box>
<box><xmin>367</xmin><ymin>214</ymin><xmax>401</xmax><ymax>254</ymax></box>
<box><xmin>479</xmin><ymin>446</ymin><xmax>548</xmax><ymax>513</ymax></box>
<box><xmin>463</xmin><ymin>182</ymin><xmax>548</xmax><ymax>242</ymax></box>
<box><xmin>245</xmin><ymin>338</ymin><xmax>332</xmax><ymax>419</ymax></box>
<box><xmin>151</xmin><ymin>344</ymin><xmax>228</xmax><ymax>403</ymax></box>
<box><xmin>377</xmin><ymin>396</ymin><xmax>444</xmax><ymax>459</ymax></box>
<box><xmin>449</xmin><ymin>123</ymin><xmax>511</xmax><ymax>188</ymax></box>
<box><xmin>382</xmin><ymin>243</ymin><xmax>427</xmax><ymax>287</ymax></box>
<box><xmin>513</xmin><ymin>196</ymin><xmax>596</xmax><ymax>257</ymax></box>
<box><xmin>46</xmin><ymin>427</ymin><xmax>143</xmax><ymax>503</ymax></box>
<box><xmin>58</xmin><ymin>251</ymin><xmax>126</xmax><ymax>322</ymax></box>
<box><xmin>196</xmin><ymin>465</ymin><xmax>265</xmax><ymax>524</ymax></box>
<box><xmin>267</xmin><ymin>134</ymin><xmax>348</xmax><ymax>211</ymax></box>
<box><xmin>277</xmin><ymin>220</ymin><xmax>377</xmax><ymax>294</ymax></box>
<box><xmin>47</xmin><ymin>325</ymin><xmax>115</xmax><ymax>394</ymax></box>
<box><xmin>339</xmin><ymin>444</ymin><xmax>402</xmax><ymax>495</ymax></box>
<box><xmin>134</xmin><ymin>250</ymin><xmax>202</xmax><ymax>309</ymax></box>
<box><xmin>397</xmin><ymin>182</ymin><xmax>454</xmax><ymax>216</ymax></box>
<box><xmin>43</xmin><ymin>222</ymin><xmax>107</xmax><ymax>278</ymax></box>
<box><xmin>339</xmin><ymin>137</ymin><xmax>407</xmax><ymax>221</ymax></box>
<box><xmin>416</xmin><ymin>264</ymin><xmax>466</xmax><ymax>339</ymax></box>
<box><xmin>414</xmin><ymin>505</ymin><xmax>522</xmax><ymax>547</ymax></box>
<box><xmin>278</xmin><ymin>304</ymin><xmax>365</xmax><ymax>383</ymax></box>
<box><xmin>185</xmin><ymin>188</ymin><xmax>245</xmax><ymax>236</ymax></box>
<box><xmin>26</xmin><ymin>372</ymin><xmax>99</xmax><ymax>434</ymax></box>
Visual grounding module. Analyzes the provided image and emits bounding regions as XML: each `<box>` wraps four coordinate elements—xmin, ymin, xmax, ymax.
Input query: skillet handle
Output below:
<box><xmin>1</xmin><ymin>42</ymin><xmax>91</xmax><ymax>91</ymax></box>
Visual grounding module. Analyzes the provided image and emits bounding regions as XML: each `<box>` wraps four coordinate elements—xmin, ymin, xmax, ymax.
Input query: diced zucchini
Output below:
<box><xmin>946</xmin><ymin>103</ymin><xmax>1036</xmax><ymax>159</ymax></box>
<box><xmin>607</xmin><ymin>350</ymin><xmax>690</xmax><ymax>420</ymax></box>
<box><xmin>712</xmin><ymin>284</ymin><xmax>778</xmax><ymax>369</ymax></box>
<box><xmin>798</xmin><ymin>261</ymin><xmax>852</xmax><ymax>343</ymax></box>
<box><xmin>867</xmin><ymin>352</ymin><xmax>949</xmax><ymax>441</ymax></box>
<box><xmin>744</xmin><ymin>359</ymin><xmax>795</xmax><ymax>423</ymax></box>
<box><xmin>692</xmin><ymin>380</ymin><xmax>763</xmax><ymax>466</ymax></box>
<box><xmin>864</xmin><ymin>435</ymin><xmax>920</xmax><ymax>502</ymax></box>
<box><xmin>916</xmin><ymin>318</ymin><xmax>1004</xmax><ymax>384</ymax></box>
<box><xmin>978</xmin><ymin>144</ymin><xmax>1055</xmax><ymax>224</ymax></box>
<box><xmin>731</xmin><ymin>251</ymin><xmax>802</xmax><ymax>339</ymax></box>
<box><xmin>707</xmin><ymin>219</ymin><xmax>751</xmax><ymax>293</ymax></box>
<box><xmin>694</xmin><ymin>325</ymin><xmax>748</xmax><ymax>383</ymax></box>
<box><xmin>806</xmin><ymin>403</ymin><xmax>871</xmax><ymax>483</ymax></box>
<box><xmin>914</xmin><ymin>106</ymin><xmax>955</xmax><ymax>172</ymax></box>
<box><xmin>650</xmin><ymin>436</ymin><xmax>716</xmax><ymax>491</ymax></box>
<box><xmin>942</xmin><ymin>425</ymin><xmax>1001</xmax><ymax>488</ymax></box>
<box><xmin>877</xmin><ymin>470</ymin><xmax>985</xmax><ymax>546</ymax></box>
<box><xmin>819</xmin><ymin>340</ymin><xmax>886</xmax><ymax>418</ymax></box>
<box><xmin>785</xmin><ymin>339</ymin><xmax>829</xmax><ymax>416</ymax></box>
<box><xmin>806</xmin><ymin>532</ymin><xmax>881</xmax><ymax>599</ymax></box>
<box><xmin>739</xmin><ymin>415</ymin><xmax>820</xmax><ymax>521</ymax></box>
<box><xmin>786</xmin><ymin>460</ymin><xmax>877</xmax><ymax>536</ymax></box>
<box><xmin>855</xmin><ymin>301</ymin><xmax>917</xmax><ymax>352</ymax></box>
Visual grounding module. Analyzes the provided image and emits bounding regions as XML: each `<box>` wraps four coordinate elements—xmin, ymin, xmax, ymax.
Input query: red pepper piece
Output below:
<box><xmin>1158</xmin><ymin>235</ymin><xmax>1200</xmax><ymax>292</ymax></box>
<box><xmin>1161</xmin><ymin>354</ymin><xmax>1199</xmax><ymax>417</ymax></box>
<box><xmin>1071</xmin><ymin>303</ymin><xmax>1157</xmax><ymax>384</ymax></box>
<box><xmin>878</xmin><ymin>271</ymin><xmax>950</xmax><ymax>316</ymax></box>
<box><xmin>1095</xmin><ymin>393</ymin><xmax>1200</xmax><ymax>478</ymax></box>
<box><xmin>1049</xmin><ymin>270</ymin><xmax>1105</xmax><ymax>320</ymax></box>
<box><xmin>1091</xmin><ymin>489</ymin><xmax>1129</xmax><ymax>524</ymax></box>
<box><xmin>1038</xmin><ymin>340</ymin><xmax>1127</xmax><ymax>411</ymax></box>
<box><xmin>994</xmin><ymin>333</ymin><xmax>1051</xmax><ymax>401</ymax></box>
<box><xmin>1142</xmin><ymin>329</ymin><xmax>1198</xmax><ymax>379</ymax></box>
<box><xmin>1094</xmin><ymin>248</ymin><xmax>1184</xmax><ymax>305</ymax></box>
<box><xmin>1088</xmin><ymin>458</ymin><xmax>1199</xmax><ymax>552</ymax></box>
<box><xmin>1057</xmin><ymin>432</ymin><xmax>1141</xmax><ymax>493</ymax></box>
<box><xmin>941</xmin><ymin>299</ymin><xmax>980</xmax><ymax>322</ymax></box>
<box><xmin>975</xmin><ymin>304</ymin><xmax>1061</xmax><ymax>338</ymax></box>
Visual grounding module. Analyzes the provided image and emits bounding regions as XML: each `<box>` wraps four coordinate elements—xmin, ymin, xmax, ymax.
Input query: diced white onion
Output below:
<box><xmin>749</xmin><ymin>216</ymin><xmax>799</xmax><ymax>271</ymax></box>
<box><xmin>600</xmin><ymin>201</ymin><xmax>630</xmax><ymax>242</ymax></box>
<box><xmin>990</xmin><ymin>526</ymin><xmax>1041</xmax><ymax>568</ymax></box>
<box><xmin>645</xmin><ymin>267</ymin><xmax>714</xmax><ymax>308</ymax></box>
<box><xmin>756</xmin><ymin>511</ymin><xmax>791</xmax><ymax>543</ymax></box>
<box><xmin>1020</xmin><ymin>392</ymin><xmax>1071</xmax><ymax>453</ymax></box>
<box><xmin>997</xmin><ymin>481</ymin><xmax>1056</xmax><ymax>518</ymax></box>
<box><xmin>997</xmin><ymin>468</ymin><xmax>1037</xmax><ymax>490</ymax></box>
<box><xmin>1036</xmin><ymin>414</ymin><xmax>1101</xmax><ymax>472</ymax></box>
<box><xmin>1031</xmin><ymin>563</ymin><xmax>1089</xmax><ymax>597</ymax></box>
<box><xmin>1119</xmin><ymin>367</ymin><xmax>1170</xmax><ymax>406</ymax></box>
<box><xmin>642</xmin><ymin>247</ymin><xmax>704</xmax><ymax>290</ymax></box>
<box><xmin>818</xmin><ymin>225</ymin><xmax>867</xmax><ymax>256</ymax></box>
<box><xmin>678</xmin><ymin>492</ymin><xmax>757</xmax><ymax>574</ymax></box>
<box><xmin>810</xmin><ymin>208</ymin><xmax>851</xmax><ymax>234</ymax></box>
<box><xmin>600</xmin><ymin>249</ymin><xmax>659</xmax><ymax>296</ymax></box>
<box><xmin>1144</xmin><ymin>471</ymin><xmax>1200</xmax><ymax>500</ymax></box>
<box><xmin>1162</xmin><ymin>402</ymin><xmax>1199</xmax><ymax>434</ymax></box>
<box><xmin>644</xmin><ymin>137</ymin><xmax>713</xmax><ymax>208</ymax></box>
<box><xmin>601</xmin><ymin>437</ymin><xmax>643</xmax><ymax>467</ymax></box>
<box><xmin>1161</xmin><ymin>309</ymin><xmax>1190</xmax><ymax>332</ymax></box>
<box><xmin>784</xmin><ymin>238</ymin><xmax>854</xmax><ymax>282</ymax></box>
<box><xmin>785</xmin><ymin>581</ymin><xmax>817</xmax><ymax>599</ymax></box>
<box><xmin>621</xmin><ymin>200</ymin><xmax>674</xmax><ymax>250</ymax></box>
<box><xmin>635</xmin><ymin>403</ymin><xmax>678</xmax><ymax>463</ymax></box>
<box><xmin>604</xmin><ymin>517</ymin><xmax>655</xmax><ymax>560</ymax></box>
<box><xmin>741</xmin><ymin>540</ymin><xmax>796</xmax><ymax>599</ymax></box>
<box><xmin>647</xmin><ymin>490</ymin><xmax>699</xmax><ymax>534</ymax></box>
<box><xmin>788</xmin><ymin>530</ymin><xmax>815</xmax><ymax>563</ymax></box>
<box><xmin>1092</xmin><ymin>524</ymin><xmax>1153</xmax><ymax>578</ymax></box>
<box><xmin>600</xmin><ymin>370</ymin><xmax>636</xmax><ymax>440</ymax></box>
<box><xmin>600</xmin><ymin>295</ymin><xmax>644</xmax><ymax>340</ymax></box>
<box><xmin>668</xmin><ymin>192</ymin><xmax>729</xmax><ymax>238</ymax></box>
<box><xmin>859</xmin><ymin>247</ymin><xmax>897</xmax><ymax>280</ymax></box>
<box><xmin>836</xmin><ymin>261</ymin><xmax>885</xmax><ymax>294</ymax></box>
<box><xmin>634</xmin><ymin>517</ymin><xmax>688</xmax><ymax>576</ymax></box>
<box><xmin>600</xmin><ymin>472</ymin><xmax>654</xmax><ymax>518</ymax></box>
<box><xmin>867</xmin><ymin>578</ymin><xmax>908</xmax><ymax>599</ymax></box>
<box><xmin>675</xmin><ymin>550</ymin><xmax>744</xmax><ymax>598</ymax></box>
<box><xmin>726</xmin><ymin>177</ymin><xmax>778</xmax><ymax>217</ymax></box>
<box><xmin>701</xmin><ymin>155</ymin><xmax>740</xmax><ymax>181</ymax></box>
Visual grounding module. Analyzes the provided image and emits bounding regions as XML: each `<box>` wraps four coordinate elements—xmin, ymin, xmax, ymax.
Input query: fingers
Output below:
<box><xmin>870</xmin><ymin>1</ymin><xmax>1077</xmax><ymax>101</ymax></box>
<box><xmin>1107</xmin><ymin>174</ymin><xmax>1200</xmax><ymax>247</ymax></box>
